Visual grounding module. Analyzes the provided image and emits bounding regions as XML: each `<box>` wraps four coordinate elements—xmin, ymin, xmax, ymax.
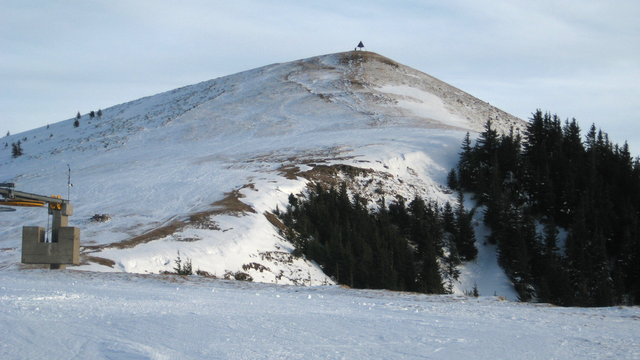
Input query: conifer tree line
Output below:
<box><xmin>277</xmin><ymin>182</ymin><xmax>477</xmax><ymax>294</ymax></box>
<box><xmin>450</xmin><ymin>110</ymin><xmax>640</xmax><ymax>306</ymax></box>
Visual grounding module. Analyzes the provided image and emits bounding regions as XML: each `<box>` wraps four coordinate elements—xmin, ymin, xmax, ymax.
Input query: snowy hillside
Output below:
<box><xmin>1</xmin><ymin>51</ymin><xmax>524</xmax><ymax>298</ymax></box>
<box><xmin>1</xmin><ymin>269</ymin><xmax>638</xmax><ymax>359</ymax></box>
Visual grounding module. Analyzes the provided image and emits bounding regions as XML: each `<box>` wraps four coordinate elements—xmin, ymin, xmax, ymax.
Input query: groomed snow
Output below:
<box><xmin>1</xmin><ymin>270</ymin><xmax>638</xmax><ymax>359</ymax></box>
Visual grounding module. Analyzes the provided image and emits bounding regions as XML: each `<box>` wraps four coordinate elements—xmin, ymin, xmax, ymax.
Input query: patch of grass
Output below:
<box><xmin>277</xmin><ymin>165</ymin><xmax>301</xmax><ymax>180</ymax></box>
<box><xmin>223</xmin><ymin>271</ymin><xmax>253</xmax><ymax>282</ymax></box>
<box><xmin>258</xmin><ymin>251</ymin><xmax>295</xmax><ymax>265</ymax></box>
<box><xmin>338</xmin><ymin>51</ymin><xmax>400</xmax><ymax>68</ymax></box>
<box><xmin>210</xmin><ymin>186</ymin><xmax>256</xmax><ymax>216</ymax></box>
<box><xmin>81</xmin><ymin>256</ymin><xmax>116</xmax><ymax>268</ymax></box>
<box><xmin>242</xmin><ymin>262</ymin><xmax>270</xmax><ymax>273</ymax></box>
<box><xmin>82</xmin><ymin>185</ymin><xmax>256</xmax><ymax>257</ymax></box>
<box><xmin>195</xmin><ymin>269</ymin><xmax>216</xmax><ymax>278</ymax></box>
<box><xmin>264</xmin><ymin>211</ymin><xmax>287</xmax><ymax>233</ymax></box>
<box><xmin>298</xmin><ymin>164</ymin><xmax>373</xmax><ymax>187</ymax></box>
<box><xmin>187</xmin><ymin>213</ymin><xmax>220</xmax><ymax>230</ymax></box>
<box><xmin>96</xmin><ymin>221</ymin><xmax>184</xmax><ymax>250</ymax></box>
<box><xmin>175</xmin><ymin>236</ymin><xmax>202</xmax><ymax>242</ymax></box>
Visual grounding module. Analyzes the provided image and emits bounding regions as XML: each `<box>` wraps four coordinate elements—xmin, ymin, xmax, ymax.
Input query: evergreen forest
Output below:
<box><xmin>278</xmin><ymin>182</ymin><xmax>477</xmax><ymax>295</ymax></box>
<box><xmin>451</xmin><ymin>110</ymin><xmax>640</xmax><ymax>306</ymax></box>
<box><xmin>278</xmin><ymin>110</ymin><xmax>639</xmax><ymax>306</ymax></box>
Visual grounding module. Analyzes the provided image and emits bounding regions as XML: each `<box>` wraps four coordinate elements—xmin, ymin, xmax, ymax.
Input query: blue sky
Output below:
<box><xmin>2</xmin><ymin>1</ymin><xmax>639</xmax><ymax>153</ymax></box>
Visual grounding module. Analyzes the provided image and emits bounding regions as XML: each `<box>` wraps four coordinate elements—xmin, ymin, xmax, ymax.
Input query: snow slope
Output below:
<box><xmin>1</xmin><ymin>51</ymin><xmax>524</xmax><ymax>298</ymax></box>
<box><xmin>1</xmin><ymin>269</ymin><xmax>638</xmax><ymax>359</ymax></box>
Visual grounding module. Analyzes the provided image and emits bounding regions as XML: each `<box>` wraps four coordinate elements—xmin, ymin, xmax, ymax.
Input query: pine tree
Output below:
<box><xmin>442</xmin><ymin>201</ymin><xmax>456</xmax><ymax>234</ymax></box>
<box><xmin>454</xmin><ymin>191</ymin><xmax>478</xmax><ymax>261</ymax></box>
<box><xmin>74</xmin><ymin>119</ymin><xmax>80</xmax><ymax>128</ymax></box>
<box><xmin>497</xmin><ymin>204</ymin><xmax>535</xmax><ymax>302</ymax></box>
<box><xmin>442</xmin><ymin>234</ymin><xmax>461</xmax><ymax>293</ymax></box>
<box><xmin>11</xmin><ymin>141</ymin><xmax>23</xmax><ymax>158</ymax></box>
<box><xmin>173</xmin><ymin>251</ymin><xmax>193</xmax><ymax>275</ymax></box>
<box><xmin>76</xmin><ymin>112</ymin><xmax>81</xmax><ymax>120</ymax></box>
<box><xmin>457</xmin><ymin>132</ymin><xmax>476</xmax><ymax>191</ymax></box>
<box><xmin>476</xmin><ymin>119</ymin><xmax>500</xmax><ymax>169</ymax></box>
<box><xmin>585</xmin><ymin>124</ymin><xmax>598</xmax><ymax>151</ymax></box>
<box><xmin>523</xmin><ymin>110</ymin><xmax>545</xmax><ymax>156</ymax></box>
<box><xmin>446</xmin><ymin>168</ymin><xmax>459</xmax><ymax>190</ymax></box>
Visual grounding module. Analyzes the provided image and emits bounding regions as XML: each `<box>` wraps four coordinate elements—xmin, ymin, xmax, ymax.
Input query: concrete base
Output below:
<box><xmin>22</xmin><ymin>226</ymin><xmax>80</xmax><ymax>265</ymax></box>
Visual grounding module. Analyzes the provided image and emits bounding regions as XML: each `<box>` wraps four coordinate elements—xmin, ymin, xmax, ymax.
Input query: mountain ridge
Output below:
<box><xmin>1</xmin><ymin>51</ymin><xmax>522</xmax><ymax>298</ymax></box>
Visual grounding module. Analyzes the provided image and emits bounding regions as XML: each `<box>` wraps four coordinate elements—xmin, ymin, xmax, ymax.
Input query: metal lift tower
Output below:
<box><xmin>0</xmin><ymin>183</ymin><xmax>80</xmax><ymax>269</ymax></box>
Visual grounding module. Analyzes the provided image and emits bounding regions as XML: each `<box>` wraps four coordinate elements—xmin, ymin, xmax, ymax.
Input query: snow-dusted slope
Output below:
<box><xmin>1</xmin><ymin>51</ymin><xmax>525</xmax><ymax>298</ymax></box>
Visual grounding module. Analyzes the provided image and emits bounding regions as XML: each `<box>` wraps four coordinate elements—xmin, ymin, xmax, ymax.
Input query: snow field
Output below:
<box><xmin>1</xmin><ymin>269</ymin><xmax>638</xmax><ymax>359</ymax></box>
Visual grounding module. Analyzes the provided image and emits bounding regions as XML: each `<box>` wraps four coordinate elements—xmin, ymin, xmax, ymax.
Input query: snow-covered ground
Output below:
<box><xmin>1</xmin><ymin>269</ymin><xmax>638</xmax><ymax>359</ymax></box>
<box><xmin>1</xmin><ymin>51</ymin><xmax>523</xmax><ymax>296</ymax></box>
<box><xmin>2</xmin><ymin>51</ymin><xmax>638</xmax><ymax>359</ymax></box>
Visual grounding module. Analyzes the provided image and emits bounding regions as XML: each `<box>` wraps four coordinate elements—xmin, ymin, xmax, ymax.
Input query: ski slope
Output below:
<box><xmin>2</xmin><ymin>50</ymin><xmax>637</xmax><ymax>359</ymax></box>
<box><xmin>1</xmin><ymin>269</ymin><xmax>638</xmax><ymax>359</ymax></box>
<box><xmin>1</xmin><ymin>51</ymin><xmax>523</xmax><ymax>297</ymax></box>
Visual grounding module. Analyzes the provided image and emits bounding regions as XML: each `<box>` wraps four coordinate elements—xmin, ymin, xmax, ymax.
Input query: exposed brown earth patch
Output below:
<box><xmin>339</xmin><ymin>51</ymin><xmax>400</xmax><ymax>68</ymax></box>
<box><xmin>264</xmin><ymin>211</ymin><xmax>287</xmax><ymax>233</ymax></box>
<box><xmin>259</xmin><ymin>251</ymin><xmax>296</xmax><ymax>265</ymax></box>
<box><xmin>277</xmin><ymin>165</ymin><xmax>301</xmax><ymax>180</ymax></box>
<box><xmin>82</xmin><ymin>186</ymin><xmax>256</xmax><ymax>255</ymax></box>
<box><xmin>277</xmin><ymin>163</ymin><xmax>373</xmax><ymax>185</ymax></box>
<box><xmin>84</xmin><ymin>220</ymin><xmax>183</xmax><ymax>251</ymax></box>
<box><xmin>275</xmin><ymin>162</ymin><xmax>405</xmax><ymax>209</ymax></box>
<box><xmin>81</xmin><ymin>255</ymin><xmax>116</xmax><ymax>268</ymax></box>
<box><xmin>242</xmin><ymin>262</ymin><xmax>270</xmax><ymax>273</ymax></box>
<box><xmin>209</xmin><ymin>186</ymin><xmax>256</xmax><ymax>216</ymax></box>
<box><xmin>299</xmin><ymin>164</ymin><xmax>372</xmax><ymax>181</ymax></box>
<box><xmin>174</xmin><ymin>236</ymin><xmax>202</xmax><ymax>242</ymax></box>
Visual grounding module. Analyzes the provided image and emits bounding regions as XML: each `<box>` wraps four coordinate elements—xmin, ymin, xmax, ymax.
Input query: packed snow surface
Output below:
<box><xmin>1</xmin><ymin>270</ymin><xmax>638</xmax><ymax>359</ymax></box>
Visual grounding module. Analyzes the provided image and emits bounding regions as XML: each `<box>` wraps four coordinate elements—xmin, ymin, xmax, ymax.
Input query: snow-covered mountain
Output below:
<box><xmin>0</xmin><ymin>51</ymin><xmax>524</xmax><ymax>298</ymax></box>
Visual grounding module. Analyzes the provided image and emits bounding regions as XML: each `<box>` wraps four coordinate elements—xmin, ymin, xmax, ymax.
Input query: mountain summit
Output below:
<box><xmin>0</xmin><ymin>51</ymin><xmax>523</xmax><ymax>296</ymax></box>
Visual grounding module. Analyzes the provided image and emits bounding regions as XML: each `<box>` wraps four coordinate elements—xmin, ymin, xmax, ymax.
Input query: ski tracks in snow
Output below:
<box><xmin>1</xmin><ymin>270</ymin><xmax>639</xmax><ymax>359</ymax></box>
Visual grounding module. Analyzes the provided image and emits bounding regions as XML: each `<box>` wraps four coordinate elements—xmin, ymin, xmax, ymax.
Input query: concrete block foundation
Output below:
<box><xmin>22</xmin><ymin>226</ymin><xmax>80</xmax><ymax>266</ymax></box>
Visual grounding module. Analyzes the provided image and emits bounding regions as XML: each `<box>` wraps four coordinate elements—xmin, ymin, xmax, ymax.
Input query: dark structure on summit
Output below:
<box><xmin>355</xmin><ymin>41</ymin><xmax>366</xmax><ymax>51</ymax></box>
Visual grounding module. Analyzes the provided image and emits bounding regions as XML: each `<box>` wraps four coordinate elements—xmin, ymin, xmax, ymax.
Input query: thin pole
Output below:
<box><xmin>67</xmin><ymin>164</ymin><xmax>72</xmax><ymax>201</ymax></box>
<box><xmin>45</xmin><ymin>210</ymin><xmax>50</xmax><ymax>243</ymax></box>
